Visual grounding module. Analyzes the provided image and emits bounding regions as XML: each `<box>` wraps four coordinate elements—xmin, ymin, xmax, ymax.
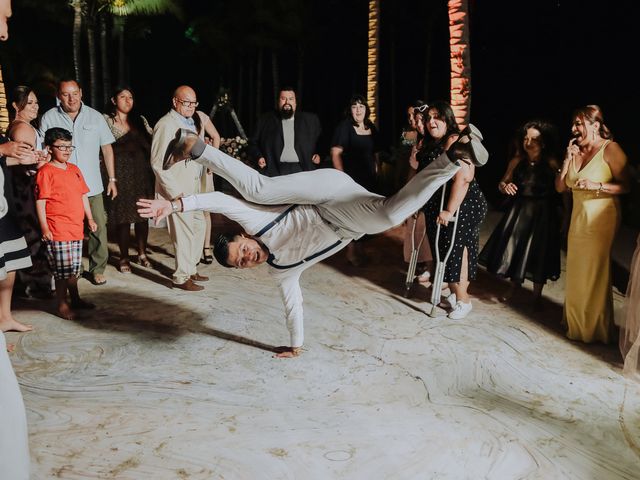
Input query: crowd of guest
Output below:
<box><xmin>6</xmin><ymin>4</ymin><xmax>640</xmax><ymax>479</ymax></box>
<box><xmin>1</xmin><ymin>76</ymin><xmax>639</xmax><ymax>379</ymax></box>
<box><xmin>2</xmin><ymin>86</ymin><xmax>639</xmax><ymax>480</ymax></box>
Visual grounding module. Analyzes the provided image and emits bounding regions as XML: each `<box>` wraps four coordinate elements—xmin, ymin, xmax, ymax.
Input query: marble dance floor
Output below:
<box><xmin>6</xmin><ymin>224</ymin><xmax>640</xmax><ymax>479</ymax></box>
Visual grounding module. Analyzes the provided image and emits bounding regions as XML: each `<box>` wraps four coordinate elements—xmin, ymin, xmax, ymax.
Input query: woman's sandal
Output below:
<box><xmin>118</xmin><ymin>259</ymin><xmax>132</xmax><ymax>274</ymax></box>
<box><xmin>137</xmin><ymin>254</ymin><xmax>152</xmax><ymax>268</ymax></box>
<box><xmin>202</xmin><ymin>247</ymin><xmax>213</xmax><ymax>265</ymax></box>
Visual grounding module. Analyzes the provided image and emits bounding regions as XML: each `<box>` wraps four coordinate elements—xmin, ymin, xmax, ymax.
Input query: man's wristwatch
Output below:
<box><xmin>170</xmin><ymin>200</ymin><xmax>181</xmax><ymax>214</ymax></box>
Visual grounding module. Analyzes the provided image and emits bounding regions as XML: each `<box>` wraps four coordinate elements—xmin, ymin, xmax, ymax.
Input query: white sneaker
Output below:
<box><xmin>442</xmin><ymin>292</ymin><xmax>456</xmax><ymax>309</ymax></box>
<box><xmin>416</xmin><ymin>270</ymin><xmax>431</xmax><ymax>283</ymax></box>
<box><xmin>448</xmin><ymin>300</ymin><xmax>472</xmax><ymax>319</ymax></box>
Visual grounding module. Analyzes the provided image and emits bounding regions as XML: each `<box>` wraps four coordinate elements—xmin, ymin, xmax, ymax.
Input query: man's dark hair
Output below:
<box><xmin>58</xmin><ymin>78</ymin><xmax>81</xmax><ymax>91</ymax></box>
<box><xmin>213</xmin><ymin>233</ymin><xmax>235</xmax><ymax>268</ymax></box>
<box><xmin>278</xmin><ymin>86</ymin><xmax>297</xmax><ymax>98</ymax></box>
<box><xmin>44</xmin><ymin>127</ymin><xmax>73</xmax><ymax>146</ymax></box>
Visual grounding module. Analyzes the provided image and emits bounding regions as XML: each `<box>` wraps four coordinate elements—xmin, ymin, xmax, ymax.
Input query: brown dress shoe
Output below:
<box><xmin>190</xmin><ymin>273</ymin><xmax>209</xmax><ymax>282</ymax></box>
<box><xmin>172</xmin><ymin>279</ymin><xmax>204</xmax><ymax>291</ymax></box>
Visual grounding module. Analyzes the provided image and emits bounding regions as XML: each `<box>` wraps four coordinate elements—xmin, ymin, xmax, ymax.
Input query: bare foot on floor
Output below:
<box><xmin>0</xmin><ymin>316</ymin><xmax>34</xmax><ymax>333</ymax></box>
<box><xmin>6</xmin><ymin>343</ymin><xmax>15</xmax><ymax>353</ymax></box>
<box><xmin>57</xmin><ymin>304</ymin><xmax>76</xmax><ymax>321</ymax></box>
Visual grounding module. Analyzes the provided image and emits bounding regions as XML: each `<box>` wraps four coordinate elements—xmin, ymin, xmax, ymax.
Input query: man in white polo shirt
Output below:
<box><xmin>40</xmin><ymin>79</ymin><xmax>116</xmax><ymax>285</ymax></box>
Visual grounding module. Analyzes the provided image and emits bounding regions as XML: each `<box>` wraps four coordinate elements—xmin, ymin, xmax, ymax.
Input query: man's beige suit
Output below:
<box><xmin>150</xmin><ymin>109</ymin><xmax>208</xmax><ymax>284</ymax></box>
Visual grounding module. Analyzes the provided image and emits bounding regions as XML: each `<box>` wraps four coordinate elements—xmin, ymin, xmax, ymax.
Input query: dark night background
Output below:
<box><xmin>1</xmin><ymin>0</ymin><xmax>637</xmax><ymax>210</ymax></box>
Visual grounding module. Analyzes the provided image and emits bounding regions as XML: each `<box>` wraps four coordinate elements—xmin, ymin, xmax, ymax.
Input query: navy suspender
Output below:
<box><xmin>255</xmin><ymin>205</ymin><xmax>298</xmax><ymax>237</ymax></box>
<box><xmin>267</xmin><ymin>240</ymin><xmax>343</xmax><ymax>270</ymax></box>
<box><xmin>255</xmin><ymin>205</ymin><xmax>343</xmax><ymax>270</ymax></box>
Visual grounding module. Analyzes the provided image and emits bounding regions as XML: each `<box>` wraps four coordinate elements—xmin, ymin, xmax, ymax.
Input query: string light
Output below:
<box><xmin>448</xmin><ymin>0</ymin><xmax>470</xmax><ymax>128</ymax></box>
<box><xmin>0</xmin><ymin>65</ymin><xmax>9</xmax><ymax>134</ymax></box>
<box><xmin>367</xmin><ymin>0</ymin><xmax>379</xmax><ymax>125</ymax></box>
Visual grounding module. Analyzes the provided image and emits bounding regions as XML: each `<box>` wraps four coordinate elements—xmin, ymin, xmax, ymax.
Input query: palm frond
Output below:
<box><xmin>107</xmin><ymin>0</ymin><xmax>182</xmax><ymax>18</ymax></box>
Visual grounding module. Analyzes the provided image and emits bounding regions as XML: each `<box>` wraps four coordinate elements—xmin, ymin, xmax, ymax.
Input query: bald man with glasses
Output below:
<box><xmin>150</xmin><ymin>85</ymin><xmax>220</xmax><ymax>291</ymax></box>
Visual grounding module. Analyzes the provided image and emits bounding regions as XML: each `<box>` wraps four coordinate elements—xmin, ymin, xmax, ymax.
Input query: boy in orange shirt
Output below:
<box><xmin>35</xmin><ymin>128</ymin><xmax>97</xmax><ymax>320</ymax></box>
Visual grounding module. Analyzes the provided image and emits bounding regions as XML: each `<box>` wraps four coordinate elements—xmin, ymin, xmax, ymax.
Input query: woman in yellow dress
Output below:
<box><xmin>555</xmin><ymin>105</ymin><xmax>629</xmax><ymax>343</ymax></box>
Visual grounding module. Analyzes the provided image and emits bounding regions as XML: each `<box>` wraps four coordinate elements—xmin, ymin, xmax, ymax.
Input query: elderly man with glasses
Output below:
<box><xmin>150</xmin><ymin>85</ymin><xmax>217</xmax><ymax>291</ymax></box>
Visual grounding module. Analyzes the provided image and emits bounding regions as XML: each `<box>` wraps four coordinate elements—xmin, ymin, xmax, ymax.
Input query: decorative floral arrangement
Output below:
<box><xmin>220</xmin><ymin>136</ymin><xmax>249</xmax><ymax>163</ymax></box>
<box><xmin>216</xmin><ymin>91</ymin><xmax>231</xmax><ymax>110</ymax></box>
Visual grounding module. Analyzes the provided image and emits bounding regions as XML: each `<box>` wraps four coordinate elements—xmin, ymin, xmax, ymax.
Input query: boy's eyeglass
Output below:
<box><xmin>175</xmin><ymin>99</ymin><xmax>199</xmax><ymax>107</ymax></box>
<box><xmin>52</xmin><ymin>145</ymin><xmax>76</xmax><ymax>151</ymax></box>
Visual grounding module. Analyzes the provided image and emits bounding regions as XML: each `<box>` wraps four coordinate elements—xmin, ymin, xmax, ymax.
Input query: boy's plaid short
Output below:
<box><xmin>45</xmin><ymin>240</ymin><xmax>83</xmax><ymax>280</ymax></box>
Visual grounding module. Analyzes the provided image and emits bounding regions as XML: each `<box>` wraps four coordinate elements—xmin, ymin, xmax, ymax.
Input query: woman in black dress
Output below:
<box><xmin>479</xmin><ymin>120</ymin><xmax>561</xmax><ymax>304</ymax></box>
<box><xmin>415</xmin><ymin>101</ymin><xmax>488</xmax><ymax>319</ymax></box>
<box><xmin>103</xmin><ymin>87</ymin><xmax>154</xmax><ymax>272</ymax></box>
<box><xmin>330</xmin><ymin>94</ymin><xmax>380</xmax><ymax>265</ymax></box>
<box><xmin>1</xmin><ymin>140</ymin><xmax>36</xmax><ymax>333</ymax></box>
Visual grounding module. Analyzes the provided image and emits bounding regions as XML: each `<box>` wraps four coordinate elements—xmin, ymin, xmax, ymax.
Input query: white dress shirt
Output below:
<box><xmin>182</xmin><ymin>193</ymin><xmax>346</xmax><ymax>347</ymax></box>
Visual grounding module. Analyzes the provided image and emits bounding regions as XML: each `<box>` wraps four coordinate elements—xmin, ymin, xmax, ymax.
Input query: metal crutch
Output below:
<box><xmin>428</xmin><ymin>184</ymin><xmax>460</xmax><ymax>317</ymax></box>
<box><xmin>403</xmin><ymin>211</ymin><xmax>428</xmax><ymax>297</ymax></box>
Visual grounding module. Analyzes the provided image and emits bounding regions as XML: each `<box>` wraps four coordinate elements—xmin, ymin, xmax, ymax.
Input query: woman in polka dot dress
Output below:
<box><xmin>413</xmin><ymin>101</ymin><xmax>487</xmax><ymax>319</ymax></box>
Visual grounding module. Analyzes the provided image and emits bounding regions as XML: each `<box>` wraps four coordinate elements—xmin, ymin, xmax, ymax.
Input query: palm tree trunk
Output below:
<box><xmin>423</xmin><ymin>9</ymin><xmax>437</xmax><ymax>102</ymax></box>
<box><xmin>271</xmin><ymin>49</ymin><xmax>279</xmax><ymax>102</ymax></box>
<box><xmin>248</xmin><ymin>57</ymin><xmax>255</xmax><ymax>132</ymax></box>
<box><xmin>71</xmin><ymin>0</ymin><xmax>84</xmax><ymax>85</ymax></box>
<box><xmin>367</xmin><ymin>0</ymin><xmax>380</xmax><ymax>126</ymax></box>
<box><xmin>86</xmin><ymin>21</ymin><xmax>98</xmax><ymax>107</ymax></box>
<box><xmin>389</xmin><ymin>25</ymin><xmax>396</xmax><ymax>140</ymax></box>
<box><xmin>448</xmin><ymin>0</ymin><xmax>471</xmax><ymax>128</ymax></box>
<box><xmin>0</xmin><ymin>64</ymin><xmax>9</xmax><ymax>134</ymax></box>
<box><xmin>236</xmin><ymin>61</ymin><xmax>244</xmax><ymax>123</ymax></box>
<box><xmin>297</xmin><ymin>43</ymin><xmax>304</xmax><ymax>103</ymax></box>
<box><xmin>256</xmin><ymin>47</ymin><xmax>263</xmax><ymax>118</ymax></box>
<box><xmin>100</xmin><ymin>14</ymin><xmax>111</xmax><ymax>106</ymax></box>
<box><xmin>114</xmin><ymin>16</ymin><xmax>126</xmax><ymax>86</ymax></box>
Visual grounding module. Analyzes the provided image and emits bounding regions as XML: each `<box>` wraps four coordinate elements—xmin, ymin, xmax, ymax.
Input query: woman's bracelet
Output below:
<box><xmin>596</xmin><ymin>182</ymin><xmax>604</xmax><ymax>196</ymax></box>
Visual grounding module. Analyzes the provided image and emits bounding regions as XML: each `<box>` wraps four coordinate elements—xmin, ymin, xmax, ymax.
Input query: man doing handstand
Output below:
<box><xmin>137</xmin><ymin>126</ymin><xmax>488</xmax><ymax>357</ymax></box>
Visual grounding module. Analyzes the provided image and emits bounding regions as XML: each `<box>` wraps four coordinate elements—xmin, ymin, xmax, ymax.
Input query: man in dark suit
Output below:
<box><xmin>249</xmin><ymin>87</ymin><xmax>321</xmax><ymax>176</ymax></box>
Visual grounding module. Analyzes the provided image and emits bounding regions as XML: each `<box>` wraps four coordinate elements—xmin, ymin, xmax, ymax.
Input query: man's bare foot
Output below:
<box><xmin>6</xmin><ymin>343</ymin><xmax>15</xmax><ymax>353</ymax></box>
<box><xmin>273</xmin><ymin>346</ymin><xmax>303</xmax><ymax>358</ymax></box>
<box><xmin>57</xmin><ymin>304</ymin><xmax>76</xmax><ymax>321</ymax></box>
<box><xmin>0</xmin><ymin>316</ymin><xmax>34</xmax><ymax>333</ymax></box>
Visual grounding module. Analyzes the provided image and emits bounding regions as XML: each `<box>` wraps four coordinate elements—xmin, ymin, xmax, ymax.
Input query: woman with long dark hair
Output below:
<box><xmin>415</xmin><ymin>101</ymin><xmax>487</xmax><ymax>319</ymax></box>
<box><xmin>479</xmin><ymin>120</ymin><xmax>561</xmax><ymax>304</ymax></box>
<box><xmin>103</xmin><ymin>87</ymin><xmax>155</xmax><ymax>272</ymax></box>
